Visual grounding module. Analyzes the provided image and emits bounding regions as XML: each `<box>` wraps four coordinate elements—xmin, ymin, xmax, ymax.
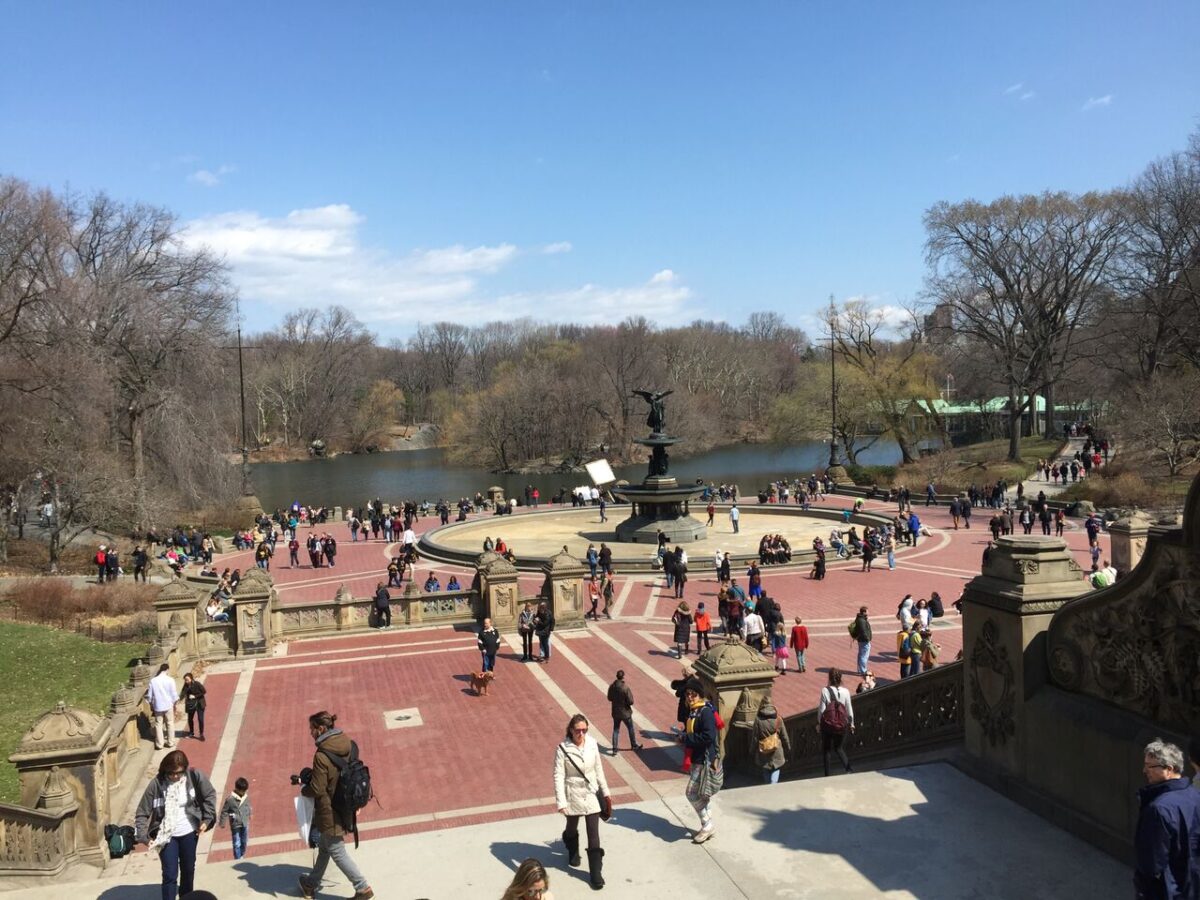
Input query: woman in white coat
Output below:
<box><xmin>554</xmin><ymin>713</ymin><xmax>611</xmax><ymax>890</ymax></box>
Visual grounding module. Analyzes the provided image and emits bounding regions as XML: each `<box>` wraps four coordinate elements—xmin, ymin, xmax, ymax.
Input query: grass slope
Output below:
<box><xmin>0</xmin><ymin>622</ymin><xmax>142</xmax><ymax>802</ymax></box>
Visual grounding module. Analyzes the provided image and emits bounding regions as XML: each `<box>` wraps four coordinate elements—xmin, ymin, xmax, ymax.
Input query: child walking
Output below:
<box><xmin>771</xmin><ymin>622</ymin><xmax>790</xmax><ymax>675</ymax></box>
<box><xmin>219</xmin><ymin>777</ymin><xmax>253</xmax><ymax>859</ymax></box>
<box><xmin>789</xmin><ymin>616</ymin><xmax>809</xmax><ymax>673</ymax></box>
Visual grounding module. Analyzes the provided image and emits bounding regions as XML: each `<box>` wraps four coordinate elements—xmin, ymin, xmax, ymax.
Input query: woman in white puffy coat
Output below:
<box><xmin>554</xmin><ymin>713</ymin><xmax>611</xmax><ymax>890</ymax></box>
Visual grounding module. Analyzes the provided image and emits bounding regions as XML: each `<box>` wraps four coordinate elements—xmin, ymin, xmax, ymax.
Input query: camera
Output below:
<box><xmin>290</xmin><ymin>767</ymin><xmax>313</xmax><ymax>787</ymax></box>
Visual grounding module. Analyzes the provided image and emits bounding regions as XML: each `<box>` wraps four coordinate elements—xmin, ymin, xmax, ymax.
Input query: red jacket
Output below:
<box><xmin>789</xmin><ymin>625</ymin><xmax>809</xmax><ymax>651</ymax></box>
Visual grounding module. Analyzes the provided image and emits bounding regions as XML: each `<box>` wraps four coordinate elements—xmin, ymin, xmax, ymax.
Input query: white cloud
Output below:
<box><xmin>182</xmin><ymin>204</ymin><xmax>697</xmax><ymax>334</ymax></box>
<box><xmin>496</xmin><ymin>270</ymin><xmax>694</xmax><ymax>326</ymax></box>
<box><xmin>187</xmin><ymin>164</ymin><xmax>237</xmax><ymax>187</ymax></box>
<box><xmin>1082</xmin><ymin>94</ymin><xmax>1112</xmax><ymax>111</ymax></box>
<box><xmin>1004</xmin><ymin>82</ymin><xmax>1024</xmax><ymax>95</ymax></box>
<box><xmin>542</xmin><ymin>241</ymin><xmax>573</xmax><ymax>255</ymax></box>
<box><xmin>1020</xmin><ymin>91</ymin><xmax>1036</xmax><ymax>101</ymax></box>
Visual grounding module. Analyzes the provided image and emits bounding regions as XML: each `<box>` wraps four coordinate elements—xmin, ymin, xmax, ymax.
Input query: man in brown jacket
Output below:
<box><xmin>607</xmin><ymin>670</ymin><xmax>644</xmax><ymax>755</ymax></box>
<box><xmin>298</xmin><ymin>711</ymin><xmax>373</xmax><ymax>900</ymax></box>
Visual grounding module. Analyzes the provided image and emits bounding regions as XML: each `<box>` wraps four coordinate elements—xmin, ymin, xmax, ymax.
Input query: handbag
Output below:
<box><xmin>696</xmin><ymin>757</ymin><xmax>724</xmax><ymax>801</ymax></box>
<box><xmin>564</xmin><ymin>749</ymin><xmax>612</xmax><ymax>821</ymax></box>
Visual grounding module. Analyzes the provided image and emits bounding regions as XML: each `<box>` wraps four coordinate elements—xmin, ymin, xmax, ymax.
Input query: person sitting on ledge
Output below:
<box><xmin>206</xmin><ymin>596</ymin><xmax>229</xmax><ymax>622</ymax></box>
<box><xmin>424</xmin><ymin>573</ymin><xmax>442</xmax><ymax>592</ymax></box>
<box><xmin>447</xmin><ymin>575</ymin><xmax>461</xmax><ymax>591</ymax></box>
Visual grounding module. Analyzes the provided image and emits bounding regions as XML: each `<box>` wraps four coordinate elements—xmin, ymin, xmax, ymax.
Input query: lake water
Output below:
<box><xmin>249</xmin><ymin>440</ymin><xmax>900</xmax><ymax>511</ymax></box>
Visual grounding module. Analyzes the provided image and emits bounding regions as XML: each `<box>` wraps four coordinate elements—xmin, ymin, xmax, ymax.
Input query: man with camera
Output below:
<box><xmin>296</xmin><ymin>711</ymin><xmax>374</xmax><ymax>900</ymax></box>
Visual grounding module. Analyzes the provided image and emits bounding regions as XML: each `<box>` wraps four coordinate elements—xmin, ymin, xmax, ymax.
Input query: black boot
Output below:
<box><xmin>563</xmin><ymin>829</ymin><xmax>580</xmax><ymax>867</ymax></box>
<box><xmin>586</xmin><ymin>847</ymin><xmax>605</xmax><ymax>889</ymax></box>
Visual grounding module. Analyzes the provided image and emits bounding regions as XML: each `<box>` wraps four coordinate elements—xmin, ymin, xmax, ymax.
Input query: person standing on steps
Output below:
<box><xmin>535</xmin><ymin>602</ymin><xmax>555</xmax><ymax>662</ymax></box>
<box><xmin>817</xmin><ymin>668</ymin><xmax>855</xmax><ymax>777</ymax></box>
<box><xmin>517</xmin><ymin>601</ymin><xmax>536</xmax><ymax>661</ymax></box>
<box><xmin>298</xmin><ymin>711</ymin><xmax>374</xmax><ymax>900</ymax></box>
<box><xmin>147</xmin><ymin>663</ymin><xmax>180</xmax><ymax>751</ymax></box>
<box><xmin>477</xmin><ymin>617</ymin><xmax>501</xmax><ymax>674</ymax></box>
<box><xmin>134</xmin><ymin>749</ymin><xmax>217</xmax><ymax>900</ymax></box>
<box><xmin>849</xmin><ymin>607</ymin><xmax>872</xmax><ymax>676</ymax></box>
<box><xmin>607</xmin><ymin>670</ymin><xmax>644</xmax><ymax>755</ymax></box>
<box><xmin>181</xmin><ymin>673</ymin><xmax>207</xmax><ymax>742</ymax></box>
<box><xmin>554</xmin><ymin>713</ymin><xmax>611</xmax><ymax>890</ymax></box>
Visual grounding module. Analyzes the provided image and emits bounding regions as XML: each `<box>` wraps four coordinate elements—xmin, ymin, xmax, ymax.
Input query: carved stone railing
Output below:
<box><xmin>275</xmin><ymin>587</ymin><xmax>483</xmax><ymax>637</ymax></box>
<box><xmin>0</xmin><ymin>769</ymin><xmax>80</xmax><ymax>876</ymax></box>
<box><xmin>777</xmin><ymin>662</ymin><xmax>964</xmax><ymax>778</ymax></box>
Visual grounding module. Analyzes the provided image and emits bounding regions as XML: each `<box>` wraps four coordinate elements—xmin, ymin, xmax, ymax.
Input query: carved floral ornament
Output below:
<box><xmin>1048</xmin><ymin>542</ymin><xmax>1200</xmax><ymax>735</ymax></box>
<box><xmin>1013</xmin><ymin>558</ymin><xmax>1041</xmax><ymax>576</ymax></box>
<box><xmin>15</xmin><ymin>703</ymin><xmax>109</xmax><ymax>756</ymax></box>
<box><xmin>968</xmin><ymin>619</ymin><xmax>1016</xmax><ymax>747</ymax></box>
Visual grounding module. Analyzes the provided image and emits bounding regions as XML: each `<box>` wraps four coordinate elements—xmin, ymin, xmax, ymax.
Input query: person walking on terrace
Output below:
<box><xmin>607</xmin><ymin>670</ymin><xmax>644</xmax><ymax>755</ymax></box>
<box><xmin>817</xmin><ymin>668</ymin><xmax>855</xmax><ymax>777</ymax></box>
<box><xmin>554</xmin><ymin>713</ymin><xmax>611</xmax><ymax>889</ymax></box>
<box><xmin>849</xmin><ymin>606</ymin><xmax>872</xmax><ymax>676</ymax></box>
<box><xmin>1134</xmin><ymin>738</ymin><xmax>1200</xmax><ymax>899</ymax></box>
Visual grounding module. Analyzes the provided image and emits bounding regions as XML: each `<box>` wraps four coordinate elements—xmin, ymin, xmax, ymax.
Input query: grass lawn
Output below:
<box><xmin>887</xmin><ymin>436</ymin><xmax>1065</xmax><ymax>490</ymax></box>
<box><xmin>0</xmin><ymin>622</ymin><xmax>143</xmax><ymax>803</ymax></box>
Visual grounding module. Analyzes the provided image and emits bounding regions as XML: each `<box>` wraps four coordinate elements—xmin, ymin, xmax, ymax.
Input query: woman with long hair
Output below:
<box><xmin>501</xmin><ymin>858</ymin><xmax>553</xmax><ymax>900</ymax></box>
<box><xmin>816</xmin><ymin>668</ymin><xmax>856</xmax><ymax>776</ymax></box>
<box><xmin>553</xmin><ymin>713</ymin><xmax>610</xmax><ymax>889</ymax></box>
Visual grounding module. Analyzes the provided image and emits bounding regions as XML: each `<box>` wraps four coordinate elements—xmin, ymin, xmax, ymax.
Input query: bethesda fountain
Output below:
<box><xmin>614</xmin><ymin>389</ymin><xmax>706</xmax><ymax>543</ymax></box>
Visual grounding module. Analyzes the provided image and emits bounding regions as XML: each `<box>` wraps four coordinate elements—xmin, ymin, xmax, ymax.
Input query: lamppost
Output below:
<box><xmin>827</xmin><ymin>296</ymin><xmax>841</xmax><ymax>468</ymax></box>
<box><xmin>222</xmin><ymin>300</ymin><xmax>261</xmax><ymax>500</ymax></box>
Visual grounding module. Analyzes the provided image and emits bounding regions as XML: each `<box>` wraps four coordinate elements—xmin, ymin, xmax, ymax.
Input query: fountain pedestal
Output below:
<box><xmin>614</xmin><ymin>434</ymin><xmax>706</xmax><ymax>543</ymax></box>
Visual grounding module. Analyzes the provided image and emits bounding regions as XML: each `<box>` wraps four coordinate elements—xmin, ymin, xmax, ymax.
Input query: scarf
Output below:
<box><xmin>151</xmin><ymin>776</ymin><xmax>189</xmax><ymax>851</ymax></box>
<box><xmin>685</xmin><ymin>696</ymin><xmax>706</xmax><ymax>735</ymax></box>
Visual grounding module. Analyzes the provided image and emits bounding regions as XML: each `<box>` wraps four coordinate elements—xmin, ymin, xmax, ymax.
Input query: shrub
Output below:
<box><xmin>5</xmin><ymin>578</ymin><xmax>159</xmax><ymax>624</ymax></box>
<box><xmin>845</xmin><ymin>464</ymin><xmax>897</xmax><ymax>485</ymax></box>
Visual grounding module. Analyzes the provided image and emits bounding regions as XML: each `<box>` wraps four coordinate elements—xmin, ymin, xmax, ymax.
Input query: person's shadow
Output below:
<box><xmin>230</xmin><ymin>859</ymin><xmax>311</xmax><ymax>895</ymax></box>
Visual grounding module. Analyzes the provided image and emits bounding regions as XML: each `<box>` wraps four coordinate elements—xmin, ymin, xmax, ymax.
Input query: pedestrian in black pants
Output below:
<box><xmin>373</xmin><ymin>582</ymin><xmax>391</xmax><ymax>628</ymax></box>
<box><xmin>181</xmin><ymin>673</ymin><xmax>207</xmax><ymax>741</ymax></box>
<box><xmin>817</xmin><ymin>669</ymin><xmax>855</xmax><ymax>776</ymax></box>
<box><xmin>518</xmin><ymin>601</ymin><xmax>536</xmax><ymax>661</ymax></box>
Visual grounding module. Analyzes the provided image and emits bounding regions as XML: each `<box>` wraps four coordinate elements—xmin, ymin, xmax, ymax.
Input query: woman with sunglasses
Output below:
<box><xmin>134</xmin><ymin>749</ymin><xmax>217</xmax><ymax>900</ymax></box>
<box><xmin>501</xmin><ymin>858</ymin><xmax>554</xmax><ymax>900</ymax></box>
<box><xmin>553</xmin><ymin>713</ymin><xmax>611</xmax><ymax>889</ymax></box>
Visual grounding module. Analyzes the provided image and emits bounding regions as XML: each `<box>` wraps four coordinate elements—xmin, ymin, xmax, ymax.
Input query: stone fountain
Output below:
<box><xmin>614</xmin><ymin>389</ymin><xmax>706</xmax><ymax>543</ymax></box>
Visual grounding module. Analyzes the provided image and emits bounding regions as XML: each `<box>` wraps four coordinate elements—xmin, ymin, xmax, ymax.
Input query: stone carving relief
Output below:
<box><xmin>1013</xmin><ymin>559</ymin><xmax>1040</xmax><ymax>575</ymax></box>
<box><xmin>968</xmin><ymin>619</ymin><xmax>1016</xmax><ymax>747</ymax></box>
<box><xmin>1048</xmin><ymin>541</ymin><xmax>1200</xmax><ymax>735</ymax></box>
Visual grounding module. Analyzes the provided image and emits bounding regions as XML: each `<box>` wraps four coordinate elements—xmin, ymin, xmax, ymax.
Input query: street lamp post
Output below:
<box><xmin>828</xmin><ymin>297</ymin><xmax>841</xmax><ymax>468</ymax></box>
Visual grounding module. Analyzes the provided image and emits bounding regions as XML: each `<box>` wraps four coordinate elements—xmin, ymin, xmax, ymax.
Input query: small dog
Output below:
<box><xmin>470</xmin><ymin>671</ymin><xmax>495</xmax><ymax>697</ymax></box>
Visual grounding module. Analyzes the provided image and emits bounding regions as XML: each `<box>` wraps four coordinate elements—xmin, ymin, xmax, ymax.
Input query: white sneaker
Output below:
<box><xmin>692</xmin><ymin>827</ymin><xmax>715</xmax><ymax>844</ymax></box>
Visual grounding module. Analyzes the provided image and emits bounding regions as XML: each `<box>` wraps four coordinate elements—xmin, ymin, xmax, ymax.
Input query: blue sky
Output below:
<box><xmin>2</xmin><ymin>2</ymin><xmax>1197</xmax><ymax>339</ymax></box>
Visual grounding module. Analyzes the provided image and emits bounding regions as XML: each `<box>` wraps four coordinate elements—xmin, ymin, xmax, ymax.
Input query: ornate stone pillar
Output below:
<box><xmin>403</xmin><ymin>580</ymin><xmax>423</xmax><ymax>625</ymax></box>
<box><xmin>234</xmin><ymin>567</ymin><xmax>274</xmax><ymax>655</ymax></box>
<box><xmin>960</xmin><ymin>535</ymin><xmax>1086</xmax><ymax>779</ymax></box>
<box><xmin>480</xmin><ymin>555</ymin><xmax>520</xmax><ymax>628</ymax></box>
<box><xmin>153</xmin><ymin>579</ymin><xmax>201</xmax><ymax>660</ymax></box>
<box><xmin>541</xmin><ymin>549</ymin><xmax>585</xmax><ymax>628</ymax></box>
<box><xmin>691</xmin><ymin>636</ymin><xmax>778</xmax><ymax>771</ymax></box>
<box><xmin>9</xmin><ymin>704</ymin><xmax>113</xmax><ymax>868</ymax></box>
<box><xmin>1108</xmin><ymin>513</ymin><xmax>1150</xmax><ymax>577</ymax></box>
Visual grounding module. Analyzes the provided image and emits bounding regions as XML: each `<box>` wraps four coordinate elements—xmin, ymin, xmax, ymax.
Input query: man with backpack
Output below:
<box><xmin>299</xmin><ymin>711</ymin><xmax>374</xmax><ymax>900</ymax></box>
<box><xmin>849</xmin><ymin>606</ymin><xmax>872</xmax><ymax>676</ymax></box>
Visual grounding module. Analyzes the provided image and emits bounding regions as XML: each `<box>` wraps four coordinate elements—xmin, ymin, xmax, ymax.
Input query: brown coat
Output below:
<box><xmin>302</xmin><ymin>729</ymin><xmax>353</xmax><ymax>835</ymax></box>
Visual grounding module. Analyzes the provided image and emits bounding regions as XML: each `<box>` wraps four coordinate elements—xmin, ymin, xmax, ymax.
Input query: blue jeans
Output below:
<box><xmin>856</xmin><ymin>641</ymin><xmax>871</xmax><ymax>675</ymax></box>
<box><xmin>231</xmin><ymin>826</ymin><xmax>249</xmax><ymax>860</ymax></box>
<box><xmin>611</xmin><ymin>717</ymin><xmax>637</xmax><ymax>750</ymax></box>
<box><xmin>481</xmin><ymin>652</ymin><xmax>495</xmax><ymax>672</ymax></box>
<box><xmin>763</xmin><ymin>767</ymin><xmax>780</xmax><ymax>784</ymax></box>
<box><xmin>539</xmin><ymin>634</ymin><xmax>551</xmax><ymax>660</ymax></box>
<box><xmin>910</xmin><ymin>655</ymin><xmax>922</xmax><ymax>676</ymax></box>
<box><xmin>158</xmin><ymin>830</ymin><xmax>198</xmax><ymax>900</ymax></box>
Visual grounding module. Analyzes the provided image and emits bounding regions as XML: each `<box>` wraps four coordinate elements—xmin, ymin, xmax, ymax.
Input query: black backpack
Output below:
<box><xmin>321</xmin><ymin>741</ymin><xmax>373</xmax><ymax>846</ymax></box>
<box><xmin>105</xmin><ymin>824</ymin><xmax>135</xmax><ymax>858</ymax></box>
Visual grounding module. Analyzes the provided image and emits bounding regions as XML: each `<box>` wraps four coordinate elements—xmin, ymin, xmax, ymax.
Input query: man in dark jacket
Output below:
<box><xmin>477</xmin><ymin>617</ymin><xmax>501</xmax><ymax>672</ymax></box>
<box><xmin>607</xmin><ymin>670</ymin><xmax>643</xmax><ymax>755</ymax></box>
<box><xmin>851</xmin><ymin>607</ymin><xmax>872</xmax><ymax>676</ymax></box>
<box><xmin>1134</xmin><ymin>738</ymin><xmax>1200</xmax><ymax>900</ymax></box>
<box><xmin>372</xmin><ymin>583</ymin><xmax>391</xmax><ymax>629</ymax></box>
<box><xmin>299</xmin><ymin>711</ymin><xmax>374</xmax><ymax>900</ymax></box>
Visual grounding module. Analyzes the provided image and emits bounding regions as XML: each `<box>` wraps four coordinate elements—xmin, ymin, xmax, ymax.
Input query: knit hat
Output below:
<box><xmin>759</xmin><ymin>701</ymin><xmax>777</xmax><ymax>717</ymax></box>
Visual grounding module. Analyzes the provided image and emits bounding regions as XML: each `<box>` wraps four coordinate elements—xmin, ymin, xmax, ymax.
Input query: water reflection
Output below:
<box><xmin>249</xmin><ymin>441</ymin><xmax>900</xmax><ymax>511</ymax></box>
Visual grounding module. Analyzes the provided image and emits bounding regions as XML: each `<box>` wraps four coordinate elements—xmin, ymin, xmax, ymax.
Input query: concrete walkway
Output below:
<box><xmin>14</xmin><ymin>763</ymin><xmax>1130</xmax><ymax>899</ymax></box>
<box><xmin>1025</xmin><ymin>437</ymin><xmax>1112</xmax><ymax>500</ymax></box>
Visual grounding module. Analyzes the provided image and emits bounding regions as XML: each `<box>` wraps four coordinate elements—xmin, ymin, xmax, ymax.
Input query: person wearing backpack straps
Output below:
<box><xmin>298</xmin><ymin>711</ymin><xmax>374</xmax><ymax>900</ymax></box>
<box><xmin>816</xmin><ymin>668</ymin><xmax>855</xmax><ymax>777</ymax></box>
<box><xmin>554</xmin><ymin>713</ymin><xmax>611</xmax><ymax>890</ymax></box>
<box><xmin>753</xmin><ymin>699</ymin><xmax>790</xmax><ymax>784</ymax></box>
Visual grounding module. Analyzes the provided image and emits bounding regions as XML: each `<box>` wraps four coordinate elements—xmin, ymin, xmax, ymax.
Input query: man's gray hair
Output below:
<box><xmin>1144</xmin><ymin>738</ymin><xmax>1185</xmax><ymax>773</ymax></box>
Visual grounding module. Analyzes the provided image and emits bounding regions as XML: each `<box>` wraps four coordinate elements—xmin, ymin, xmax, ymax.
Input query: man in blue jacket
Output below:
<box><xmin>1135</xmin><ymin>738</ymin><xmax>1200</xmax><ymax>899</ymax></box>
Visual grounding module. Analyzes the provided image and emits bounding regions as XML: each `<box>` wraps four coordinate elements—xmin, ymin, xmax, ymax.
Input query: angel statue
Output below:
<box><xmin>631</xmin><ymin>389</ymin><xmax>674</xmax><ymax>435</ymax></box>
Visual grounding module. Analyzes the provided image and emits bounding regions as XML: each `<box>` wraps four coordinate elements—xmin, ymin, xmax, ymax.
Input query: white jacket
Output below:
<box><xmin>553</xmin><ymin>735</ymin><xmax>610</xmax><ymax>816</ymax></box>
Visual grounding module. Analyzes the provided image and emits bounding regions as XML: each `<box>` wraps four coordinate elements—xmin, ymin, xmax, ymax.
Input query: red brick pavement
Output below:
<box><xmin>199</xmin><ymin>494</ymin><xmax>1105</xmax><ymax>858</ymax></box>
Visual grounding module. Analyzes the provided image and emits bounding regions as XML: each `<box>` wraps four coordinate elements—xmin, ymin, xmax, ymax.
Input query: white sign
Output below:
<box><xmin>585</xmin><ymin>458</ymin><xmax>616</xmax><ymax>486</ymax></box>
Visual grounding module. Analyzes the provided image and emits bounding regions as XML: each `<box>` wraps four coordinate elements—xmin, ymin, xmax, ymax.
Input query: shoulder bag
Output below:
<box><xmin>563</xmin><ymin>747</ymin><xmax>612</xmax><ymax>821</ymax></box>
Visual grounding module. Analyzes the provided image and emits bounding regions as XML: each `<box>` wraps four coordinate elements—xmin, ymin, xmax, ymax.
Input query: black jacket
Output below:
<box><xmin>477</xmin><ymin>626</ymin><xmax>501</xmax><ymax>654</ymax></box>
<box><xmin>853</xmin><ymin>613</ymin><xmax>872</xmax><ymax>643</ymax></box>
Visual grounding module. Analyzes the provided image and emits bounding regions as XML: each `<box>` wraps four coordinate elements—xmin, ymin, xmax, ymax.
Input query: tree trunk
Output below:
<box><xmin>1043</xmin><ymin>379</ymin><xmax>1056</xmax><ymax>439</ymax></box>
<box><xmin>1007</xmin><ymin>396</ymin><xmax>1023</xmax><ymax>461</ymax></box>
<box><xmin>47</xmin><ymin>481</ymin><xmax>61</xmax><ymax>574</ymax></box>
<box><xmin>130</xmin><ymin>403</ymin><xmax>147</xmax><ymax>529</ymax></box>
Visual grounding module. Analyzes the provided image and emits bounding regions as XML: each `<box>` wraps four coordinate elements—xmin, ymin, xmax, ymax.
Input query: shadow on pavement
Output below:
<box><xmin>230</xmin><ymin>860</ymin><xmax>310</xmax><ymax>896</ymax></box>
<box><xmin>97</xmin><ymin>885</ymin><xmax>161</xmax><ymax>900</ymax></box>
